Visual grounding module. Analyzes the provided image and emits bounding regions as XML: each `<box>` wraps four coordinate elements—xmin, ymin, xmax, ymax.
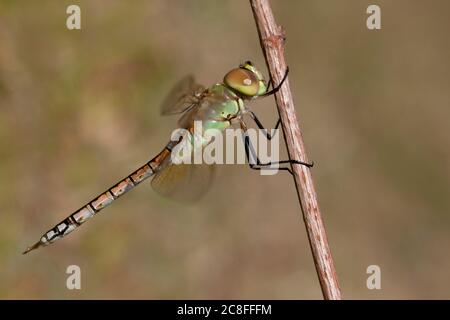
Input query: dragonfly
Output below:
<box><xmin>23</xmin><ymin>61</ymin><xmax>313</xmax><ymax>254</ymax></box>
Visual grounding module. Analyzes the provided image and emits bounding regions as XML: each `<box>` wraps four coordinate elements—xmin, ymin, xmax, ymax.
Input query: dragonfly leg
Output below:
<box><xmin>267</xmin><ymin>78</ymin><xmax>273</xmax><ymax>91</ymax></box>
<box><xmin>248</xmin><ymin>110</ymin><xmax>281</xmax><ymax>140</ymax></box>
<box><xmin>243</xmin><ymin>133</ymin><xmax>313</xmax><ymax>176</ymax></box>
<box><xmin>261</xmin><ymin>67</ymin><xmax>289</xmax><ymax>97</ymax></box>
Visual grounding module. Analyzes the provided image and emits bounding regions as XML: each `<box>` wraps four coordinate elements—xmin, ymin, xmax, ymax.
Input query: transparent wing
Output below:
<box><xmin>176</xmin><ymin>90</ymin><xmax>225</xmax><ymax>129</ymax></box>
<box><xmin>161</xmin><ymin>75</ymin><xmax>205</xmax><ymax>116</ymax></box>
<box><xmin>151</xmin><ymin>162</ymin><xmax>215</xmax><ymax>203</ymax></box>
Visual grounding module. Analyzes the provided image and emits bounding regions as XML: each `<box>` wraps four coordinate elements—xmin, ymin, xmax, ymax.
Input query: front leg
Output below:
<box><xmin>260</xmin><ymin>67</ymin><xmax>290</xmax><ymax>97</ymax></box>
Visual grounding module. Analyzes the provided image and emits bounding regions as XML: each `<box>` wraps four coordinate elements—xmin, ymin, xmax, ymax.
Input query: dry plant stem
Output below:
<box><xmin>250</xmin><ymin>0</ymin><xmax>342</xmax><ymax>300</ymax></box>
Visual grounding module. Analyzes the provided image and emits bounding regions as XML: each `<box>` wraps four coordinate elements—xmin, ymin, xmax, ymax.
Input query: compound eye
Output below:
<box><xmin>224</xmin><ymin>68</ymin><xmax>259</xmax><ymax>96</ymax></box>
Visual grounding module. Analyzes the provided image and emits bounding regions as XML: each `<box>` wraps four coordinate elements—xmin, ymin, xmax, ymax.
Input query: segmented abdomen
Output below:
<box><xmin>23</xmin><ymin>142</ymin><xmax>174</xmax><ymax>254</ymax></box>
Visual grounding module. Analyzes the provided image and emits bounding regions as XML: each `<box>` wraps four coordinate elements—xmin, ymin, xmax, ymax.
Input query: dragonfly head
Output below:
<box><xmin>223</xmin><ymin>61</ymin><xmax>267</xmax><ymax>98</ymax></box>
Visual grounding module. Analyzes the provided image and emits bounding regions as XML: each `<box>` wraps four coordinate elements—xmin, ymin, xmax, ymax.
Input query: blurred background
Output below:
<box><xmin>1</xmin><ymin>0</ymin><xmax>449</xmax><ymax>299</ymax></box>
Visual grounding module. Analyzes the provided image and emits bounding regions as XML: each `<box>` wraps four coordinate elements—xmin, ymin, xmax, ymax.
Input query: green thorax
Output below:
<box><xmin>185</xmin><ymin>83</ymin><xmax>244</xmax><ymax>132</ymax></box>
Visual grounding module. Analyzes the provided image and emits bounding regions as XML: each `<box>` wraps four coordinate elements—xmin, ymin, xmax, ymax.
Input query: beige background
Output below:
<box><xmin>1</xmin><ymin>0</ymin><xmax>449</xmax><ymax>299</ymax></box>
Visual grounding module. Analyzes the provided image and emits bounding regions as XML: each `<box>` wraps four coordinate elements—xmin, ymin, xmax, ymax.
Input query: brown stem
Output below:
<box><xmin>249</xmin><ymin>0</ymin><xmax>342</xmax><ymax>300</ymax></box>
